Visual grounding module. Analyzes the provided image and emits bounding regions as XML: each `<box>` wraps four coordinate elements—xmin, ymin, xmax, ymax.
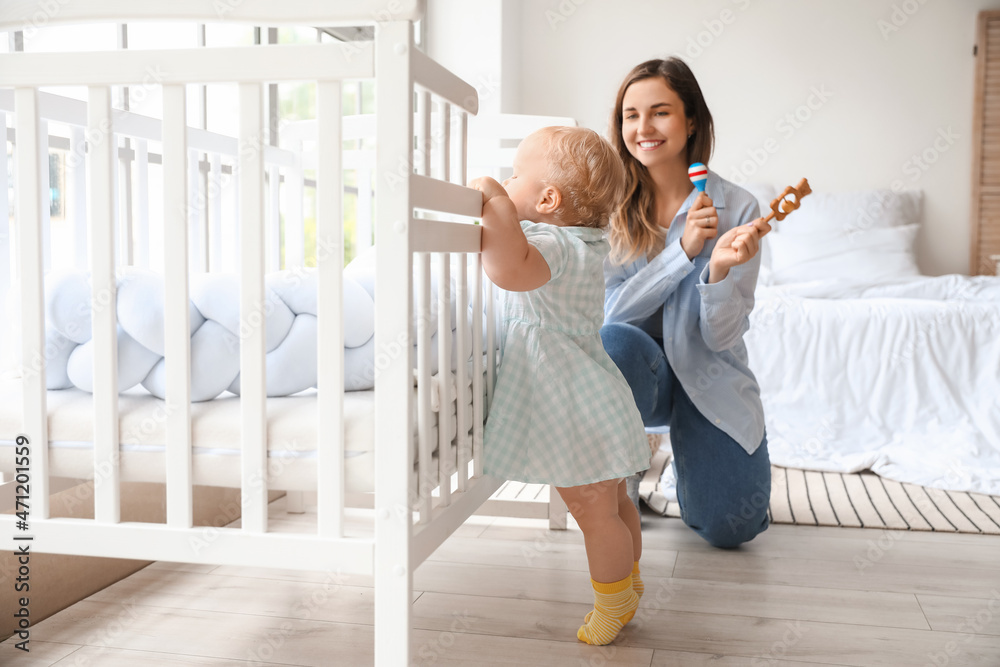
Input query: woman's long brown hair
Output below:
<box><xmin>608</xmin><ymin>58</ymin><xmax>715</xmax><ymax>264</ymax></box>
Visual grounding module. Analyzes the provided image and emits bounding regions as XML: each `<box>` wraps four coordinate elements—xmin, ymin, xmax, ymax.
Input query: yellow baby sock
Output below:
<box><xmin>577</xmin><ymin>575</ymin><xmax>639</xmax><ymax>645</ymax></box>
<box><xmin>632</xmin><ymin>561</ymin><xmax>644</xmax><ymax>600</ymax></box>
<box><xmin>585</xmin><ymin>562</ymin><xmax>643</xmax><ymax>624</ymax></box>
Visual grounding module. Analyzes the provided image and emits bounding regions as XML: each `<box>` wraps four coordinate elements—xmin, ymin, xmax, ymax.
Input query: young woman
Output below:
<box><xmin>602</xmin><ymin>58</ymin><xmax>772</xmax><ymax>548</ymax></box>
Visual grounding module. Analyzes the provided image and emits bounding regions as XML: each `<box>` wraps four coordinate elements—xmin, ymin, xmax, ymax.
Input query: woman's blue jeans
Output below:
<box><xmin>601</xmin><ymin>322</ymin><xmax>770</xmax><ymax>548</ymax></box>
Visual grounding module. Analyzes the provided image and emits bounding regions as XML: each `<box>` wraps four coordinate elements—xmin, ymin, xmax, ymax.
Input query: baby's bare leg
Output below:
<box><xmin>557</xmin><ymin>480</ymin><xmax>638</xmax><ymax>645</ymax></box>
<box><xmin>557</xmin><ymin>480</ymin><xmax>632</xmax><ymax>582</ymax></box>
<box><xmin>617</xmin><ymin>479</ymin><xmax>641</xmax><ymax>562</ymax></box>
<box><xmin>617</xmin><ymin>479</ymin><xmax>644</xmax><ymax>599</ymax></box>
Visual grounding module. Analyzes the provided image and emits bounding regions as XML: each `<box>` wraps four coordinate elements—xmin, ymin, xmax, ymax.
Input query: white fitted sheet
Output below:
<box><xmin>0</xmin><ymin>375</ymin><xmax>474</xmax><ymax>494</ymax></box>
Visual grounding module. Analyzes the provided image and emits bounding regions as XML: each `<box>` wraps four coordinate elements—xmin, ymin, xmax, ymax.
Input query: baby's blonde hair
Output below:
<box><xmin>534</xmin><ymin>126</ymin><xmax>626</xmax><ymax>229</ymax></box>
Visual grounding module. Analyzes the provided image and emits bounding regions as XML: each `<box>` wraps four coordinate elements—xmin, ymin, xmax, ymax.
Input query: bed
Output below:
<box><xmin>0</xmin><ymin>2</ymin><xmax>517</xmax><ymax>664</ymax></box>
<box><xmin>742</xmin><ymin>185</ymin><xmax>1000</xmax><ymax>497</ymax></box>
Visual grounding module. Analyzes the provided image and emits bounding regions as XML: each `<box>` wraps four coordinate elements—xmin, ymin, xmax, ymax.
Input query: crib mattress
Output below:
<box><xmin>0</xmin><ymin>377</ymin><xmax>473</xmax><ymax>494</ymax></box>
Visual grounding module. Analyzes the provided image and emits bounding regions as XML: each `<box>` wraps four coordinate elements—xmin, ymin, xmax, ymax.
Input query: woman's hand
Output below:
<box><xmin>707</xmin><ymin>217</ymin><xmax>772</xmax><ymax>283</ymax></box>
<box><xmin>681</xmin><ymin>192</ymin><xmax>718</xmax><ymax>259</ymax></box>
<box><xmin>469</xmin><ymin>176</ymin><xmax>509</xmax><ymax>204</ymax></box>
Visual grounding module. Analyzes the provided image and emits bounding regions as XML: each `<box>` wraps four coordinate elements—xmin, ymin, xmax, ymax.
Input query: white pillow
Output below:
<box><xmin>766</xmin><ymin>224</ymin><xmax>921</xmax><ymax>285</ymax></box>
<box><xmin>775</xmin><ymin>188</ymin><xmax>922</xmax><ymax>236</ymax></box>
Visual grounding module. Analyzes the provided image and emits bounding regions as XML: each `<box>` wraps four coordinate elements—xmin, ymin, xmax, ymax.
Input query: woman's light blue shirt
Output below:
<box><xmin>603</xmin><ymin>170</ymin><xmax>765</xmax><ymax>454</ymax></box>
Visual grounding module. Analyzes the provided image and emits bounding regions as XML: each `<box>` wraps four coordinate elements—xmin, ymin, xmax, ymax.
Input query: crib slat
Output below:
<box><xmin>408</xmin><ymin>217</ymin><xmax>480</xmax><ymax>253</ymax></box>
<box><xmin>0</xmin><ymin>112</ymin><xmax>9</xmax><ymax>371</ymax></box>
<box><xmin>189</xmin><ymin>148</ymin><xmax>205</xmax><ymax>273</ymax></box>
<box><xmin>437</xmin><ymin>253</ymin><xmax>452</xmax><ymax>507</ymax></box>
<box><xmin>455</xmin><ymin>253</ymin><xmax>470</xmax><ymax>491</ymax></box>
<box><xmin>69</xmin><ymin>126</ymin><xmax>88</xmax><ymax>270</ymax></box>
<box><xmin>438</xmin><ymin>102</ymin><xmax>450</xmax><ymax>183</ymax></box>
<box><xmin>134</xmin><ymin>139</ymin><xmax>150</xmax><ymax>269</ymax></box>
<box><xmin>162</xmin><ymin>84</ymin><xmax>193</xmax><ymax>528</ymax></box>
<box><xmin>88</xmin><ymin>85</ymin><xmax>120</xmax><ymax>524</ymax></box>
<box><xmin>416</xmin><ymin>253</ymin><xmax>433</xmax><ymax>523</ymax></box>
<box><xmin>15</xmin><ymin>88</ymin><xmax>50</xmax><ymax>519</ymax></box>
<box><xmin>485</xmin><ymin>277</ymin><xmax>496</xmax><ymax>416</ymax></box>
<box><xmin>419</xmin><ymin>91</ymin><xmax>431</xmax><ymax>177</ymax></box>
<box><xmin>472</xmin><ymin>253</ymin><xmax>484</xmax><ymax>478</ymax></box>
<box><xmin>267</xmin><ymin>164</ymin><xmax>280</xmax><ymax>271</ymax></box>
<box><xmin>40</xmin><ymin>119</ymin><xmax>51</xmax><ymax>274</ymax></box>
<box><xmin>355</xmin><ymin>166</ymin><xmax>371</xmax><ymax>254</ymax></box>
<box><xmin>229</xmin><ymin>156</ymin><xmax>240</xmax><ymax>274</ymax></box>
<box><xmin>457</xmin><ymin>111</ymin><xmax>468</xmax><ymax>186</ymax></box>
<box><xmin>110</xmin><ymin>131</ymin><xmax>119</xmax><ymax>267</ymax></box>
<box><xmin>118</xmin><ymin>137</ymin><xmax>133</xmax><ymax>267</ymax></box>
<box><xmin>410</xmin><ymin>174</ymin><xmax>482</xmax><ymax>219</ymax></box>
<box><xmin>209</xmin><ymin>152</ymin><xmax>222</xmax><ymax>272</ymax></box>
<box><xmin>374</xmin><ymin>22</ymin><xmax>415</xmax><ymax>666</ymax></box>
<box><xmin>239</xmin><ymin>82</ymin><xmax>268</xmax><ymax>534</ymax></box>
<box><xmin>316</xmin><ymin>80</ymin><xmax>345</xmax><ymax>538</ymax></box>
<box><xmin>285</xmin><ymin>139</ymin><xmax>305</xmax><ymax>270</ymax></box>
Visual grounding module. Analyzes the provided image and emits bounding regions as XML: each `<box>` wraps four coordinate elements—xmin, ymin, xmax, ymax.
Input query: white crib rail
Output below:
<box><xmin>0</xmin><ymin>110</ymin><xmax>10</xmax><ymax>375</ymax></box>
<box><xmin>87</xmin><ymin>85</ymin><xmax>121</xmax><ymax>525</ymax></box>
<box><xmin>162</xmin><ymin>84</ymin><xmax>194</xmax><ymax>527</ymax></box>
<box><xmin>0</xmin><ymin>0</ymin><xmax>424</xmax><ymax>30</ymax></box>
<box><xmin>2</xmin><ymin>10</ymin><xmax>502</xmax><ymax>665</ymax></box>
<box><xmin>373</xmin><ymin>19</ymin><xmax>507</xmax><ymax>665</ymax></box>
<box><xmin>1</xmin><ymin>44</ymin><xmax>373</xmax><ymax>87</ymax></box>
<box><xmin>3</xmin><ymin>39</ymin><xmax>377</xmax><ymax>544</ymax></box>
<box><xmin>316</xmin><ymin>81</ymin><xmax>346</xmax><ymax>539</ymax></box>
<box><xmin>14</xmin><ymin>88</ymin><xmax>50</xmax><ymax>518</ymax></box>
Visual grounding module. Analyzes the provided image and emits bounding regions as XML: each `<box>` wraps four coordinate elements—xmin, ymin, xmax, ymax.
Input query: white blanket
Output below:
<box><xmin>745</xmin><ymin>274</ymin><xmax>1000</xmax><ymax>495</ymax></box>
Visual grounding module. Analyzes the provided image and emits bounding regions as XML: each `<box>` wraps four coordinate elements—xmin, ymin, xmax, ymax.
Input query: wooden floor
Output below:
<box><xmin>3</xmin><ymin>496</ymin><xmax>1000</xmax><ymax>667</ymax></box>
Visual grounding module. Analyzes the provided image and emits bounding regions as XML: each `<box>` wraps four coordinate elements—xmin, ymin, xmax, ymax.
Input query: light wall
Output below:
<box><xmin>425</xmin><ymin>0</ymin><xmax>511</xmax><ymax>115</ymax></box>
<box><xmin>453</xmin><ymin>0</ymin><xmax>1000</xmax><ymax>276</ymax></box>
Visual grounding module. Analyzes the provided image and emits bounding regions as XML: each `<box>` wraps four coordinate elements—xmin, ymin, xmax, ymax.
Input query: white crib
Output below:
<box><xmin>0</xmin><ymin>2</ymin><xmax>515</xmax><ymax>664</ymax></box>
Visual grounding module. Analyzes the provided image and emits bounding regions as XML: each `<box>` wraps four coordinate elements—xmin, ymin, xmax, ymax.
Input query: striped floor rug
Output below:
<box><xmin>639</xmin><ymin>444</ymin><xmax>1000</xmax><ymax>535</ymax></box>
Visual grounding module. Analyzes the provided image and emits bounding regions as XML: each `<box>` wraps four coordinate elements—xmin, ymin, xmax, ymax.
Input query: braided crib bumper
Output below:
<box><xmin>36</xmin><ymin>249</ymin><xmax>478</xmax><ymax>401</ymax></box>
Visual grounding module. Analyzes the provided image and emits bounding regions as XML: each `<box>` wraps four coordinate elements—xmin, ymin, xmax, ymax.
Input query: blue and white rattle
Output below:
<box><xmin>688</xmin><ymin>162</ymin><xmax>708</xmax><ymax>193</ymax></box>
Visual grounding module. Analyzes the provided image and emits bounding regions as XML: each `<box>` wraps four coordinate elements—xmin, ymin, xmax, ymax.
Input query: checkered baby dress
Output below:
<box><xmin>483</xmin><ymin>221</ymin><xmax>650</xmax><ymax>487</ymax></box>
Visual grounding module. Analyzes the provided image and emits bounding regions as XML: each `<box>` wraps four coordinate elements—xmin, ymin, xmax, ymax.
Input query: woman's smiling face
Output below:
<box><xmin>621</xmin><ymin>77</ymin><xmax>693</xmax><ymax>170</ymax></box>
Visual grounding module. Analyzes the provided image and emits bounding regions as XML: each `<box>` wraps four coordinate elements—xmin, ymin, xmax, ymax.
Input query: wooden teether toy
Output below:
<box><xmin>763</xmin><ymin>178</ymin><xmax>812</xmax><ymax>223</ymax></box>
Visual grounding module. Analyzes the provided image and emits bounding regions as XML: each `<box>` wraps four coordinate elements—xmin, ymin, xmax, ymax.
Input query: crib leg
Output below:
<box><xmin>547</xmin><ymin>485</ymin><xmax>567</xmax><ymax>530</ymax></box>
<box><xmin>285</xmin><ymin>491</ymin><xmax>305</xmax><ymax>514</ymax></box>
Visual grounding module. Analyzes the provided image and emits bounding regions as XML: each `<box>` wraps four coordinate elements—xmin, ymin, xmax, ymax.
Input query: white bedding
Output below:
<box><xmin>0</xmin><ymin>372</ymin><xmax>475</xmax><ymax>495</ymax></box>
<box><xmin>746</xmin><ymin>274</ymin><xmax>1000</xmax><ymax>495</ymax></box>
